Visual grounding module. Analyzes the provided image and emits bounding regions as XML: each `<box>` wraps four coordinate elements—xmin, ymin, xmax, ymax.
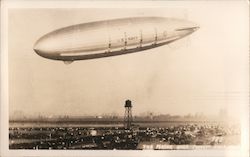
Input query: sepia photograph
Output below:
<box><xmin>1</xmin><ymin>0</ymin><xmax>249</xmax><ymax>157</ymax></box>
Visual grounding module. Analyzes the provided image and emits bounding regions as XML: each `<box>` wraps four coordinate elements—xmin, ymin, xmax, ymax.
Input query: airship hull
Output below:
<box><xmin>34</xmin><ymin>17</ymin><xmax>199</xmax><ymax>62</ymax></box>
<box><xmin>40</xmin><ymin>38</ymin><xmax>179</xmax><ymax>61</ymax></box>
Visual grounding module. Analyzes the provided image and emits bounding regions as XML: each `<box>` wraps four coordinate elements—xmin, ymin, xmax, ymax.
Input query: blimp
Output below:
<box><xmin>33</xmin><ymin>17</ymin><xmax>199</xmax><ymax>64</ymax></box>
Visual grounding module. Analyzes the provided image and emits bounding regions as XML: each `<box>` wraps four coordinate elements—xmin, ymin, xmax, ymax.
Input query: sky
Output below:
<box><xmin>8</xmin><ymin>2</ymin><xmax>249</xmax><ymax>118</ymax></box>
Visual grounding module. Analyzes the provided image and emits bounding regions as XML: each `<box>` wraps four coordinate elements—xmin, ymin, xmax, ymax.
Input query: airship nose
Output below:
<box><xmin>33</xmin><ymin>36</ymin><xmax>57</xmax><ymax>59</ymax></box>
<box><xmin>33</xmin><ymin>43</ymin><xmax>49</xmax><ymax>59</ymax></box>
<box><xmin>33</xmin><ymin>43</ymin><xmax>43</xmax><ymax>56</ymax></box>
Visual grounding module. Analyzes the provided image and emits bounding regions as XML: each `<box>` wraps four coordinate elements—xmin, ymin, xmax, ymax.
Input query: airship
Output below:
<box><xmin>33</xmin><ymin>17</ymin><xmax>199</xmax><ymax>64</ymax></box>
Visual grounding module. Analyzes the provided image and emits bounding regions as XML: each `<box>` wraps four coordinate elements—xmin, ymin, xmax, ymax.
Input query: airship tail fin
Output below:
<box><xmin>63</xmin><ymin>61</ymin><xmax>73</xmax><ymax>65</ymax></box>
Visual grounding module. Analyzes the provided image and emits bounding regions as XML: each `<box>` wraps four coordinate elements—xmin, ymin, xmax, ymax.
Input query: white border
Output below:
<box><xmin>1</xmin><ymin>1</ymin><xmax>249</xmax><ymax>157</ymax></box>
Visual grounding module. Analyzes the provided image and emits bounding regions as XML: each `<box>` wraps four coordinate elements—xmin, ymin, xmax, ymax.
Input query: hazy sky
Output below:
<box><xmin>8</xmin><ymin>2</ymin><xmax>248</xmax><ymax>118</ymax></box>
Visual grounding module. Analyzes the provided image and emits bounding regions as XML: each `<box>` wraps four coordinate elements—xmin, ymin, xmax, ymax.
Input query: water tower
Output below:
<box><xmin>124</xmin><ymin>99</ymin><xmax>133</xmax><ymax>129</ymax></box>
